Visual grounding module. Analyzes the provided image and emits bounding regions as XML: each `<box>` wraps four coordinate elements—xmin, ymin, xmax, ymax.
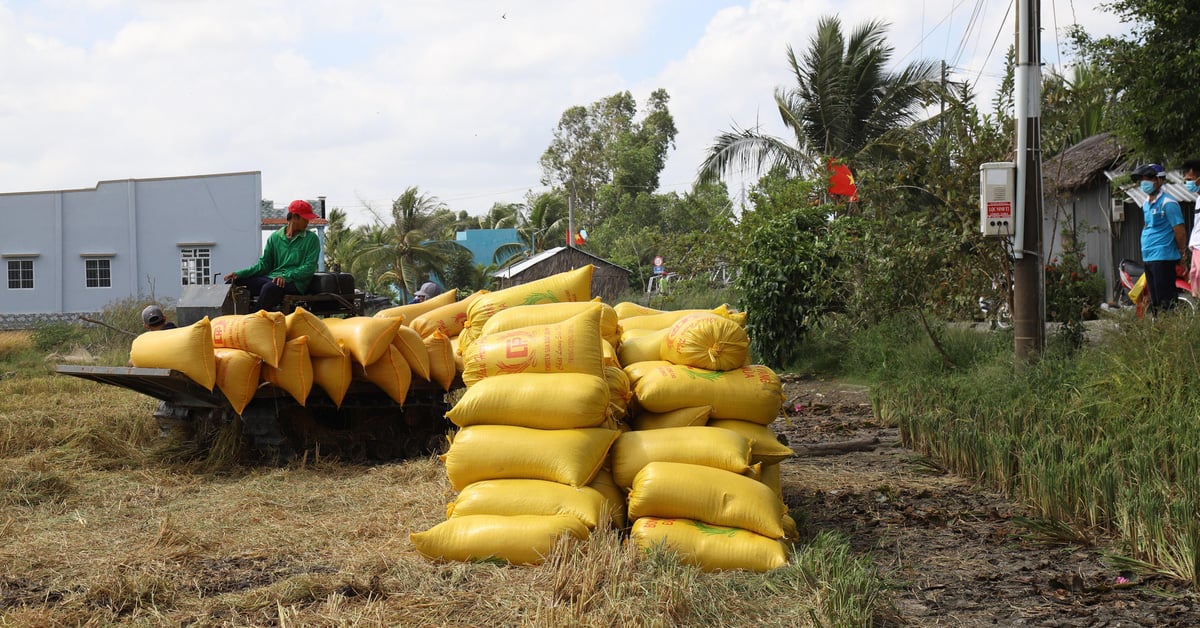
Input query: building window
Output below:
<box><xmin>7</xmin><ymin>259</ymin><xmax>33</xmax><ymax>289</ymax></box>
<box><xmin>181</xmin><ymin>248</ymin><xmax>212</xmax><ymax>285</ymax></box>
<box><xmin>85</xmin><ymin>258</ymin><xmax>112</xmax><ymax>288</ymax></box>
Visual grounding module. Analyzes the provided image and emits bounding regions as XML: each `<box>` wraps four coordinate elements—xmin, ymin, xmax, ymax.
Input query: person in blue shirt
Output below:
<box><xmin>1134</xmin><ymin>164</ymin><xmax>1188</xmax><ymax>313</ymax></box>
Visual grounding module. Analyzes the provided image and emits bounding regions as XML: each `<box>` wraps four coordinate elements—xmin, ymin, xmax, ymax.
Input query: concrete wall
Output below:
<box><xmin>0</xmin><ymin>172</ymin><xmax>262</xmax><ymax>322</ymax></box>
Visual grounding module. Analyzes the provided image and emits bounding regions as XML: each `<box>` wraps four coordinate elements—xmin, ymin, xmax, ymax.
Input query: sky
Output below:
<box><xmin>0</xmin><ymin>0</ymin><xmax>1126</xmax><ymax>228</ymax></box>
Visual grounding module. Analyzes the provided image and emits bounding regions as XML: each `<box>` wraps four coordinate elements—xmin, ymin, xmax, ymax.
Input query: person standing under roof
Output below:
<box><xmin>222</xmin><ymin>199</ymin><xmax>321</xmax><ymax>312</ymax></box>
<box><xmin>1133</xmin><ymin>164</ymin><xmax>1188</xmax><ymax>314</ymax></box>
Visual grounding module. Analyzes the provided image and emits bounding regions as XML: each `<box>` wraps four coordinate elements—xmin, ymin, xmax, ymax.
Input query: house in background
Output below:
<box><xmin>492</xmin><ymin>246</ymin><xmax>631</xmax><ymax>303</ymax></box>
<box><xmin>455</xmin><ymin>228</ymin><xmax>525</xmax><ymax>267</ymax></box>
<box><xmin>0</xmin><ymin>171</ymin><xmax>328</xmax><ymax>329</ymax></box>
<box><xmin>1042</xmin><ymin>132</ymin><xmax>1196</xmax><ymax>303</ymax></box>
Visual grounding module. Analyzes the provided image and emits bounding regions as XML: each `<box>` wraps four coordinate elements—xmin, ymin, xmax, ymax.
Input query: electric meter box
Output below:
<box><xmin>979</xmin><ymin>162</ymin><xmax>1016</xmax><ymax>237</ymax></box>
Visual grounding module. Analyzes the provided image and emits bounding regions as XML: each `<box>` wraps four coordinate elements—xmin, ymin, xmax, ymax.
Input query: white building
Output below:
<box><xmin>0</xmin><ymin>171</ymin><xmax>278</xmax><ymax>328</ymax></box>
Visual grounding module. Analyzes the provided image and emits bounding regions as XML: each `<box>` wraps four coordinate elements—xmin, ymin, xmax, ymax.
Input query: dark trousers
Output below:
<box><xmin>1144</xmin><ymin>260</ymin><xmax>1179</xmax><ymax>314</ymax></box>
<box><xmin>236</xmin><ymin>275</ymin><xmax>300</xmax><ymax>311</ymax></box>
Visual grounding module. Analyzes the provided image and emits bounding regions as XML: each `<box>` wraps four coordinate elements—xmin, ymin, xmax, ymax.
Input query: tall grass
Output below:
<box><xmin>867</xmin><ymin>312</ymin><xmax>1200</xmax><ymax>586</ymax></box>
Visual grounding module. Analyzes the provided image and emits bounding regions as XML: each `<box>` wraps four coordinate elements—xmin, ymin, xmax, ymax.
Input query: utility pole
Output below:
<box><xmin>1012</xmin><ymin>0</ymin><xmax>1046</xmax><ymax>363</ymax></box>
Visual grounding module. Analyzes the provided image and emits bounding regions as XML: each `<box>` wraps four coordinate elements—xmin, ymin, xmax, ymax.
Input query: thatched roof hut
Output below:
<box><xmin>1043</xmin><ymin>132</ymin><xmax>1126</xmax><ymax>194</ymax></box>
<box><xmin>493</xmin><ymin>246</ymin><xmax>631</xmax><ymax>302</ymax></box>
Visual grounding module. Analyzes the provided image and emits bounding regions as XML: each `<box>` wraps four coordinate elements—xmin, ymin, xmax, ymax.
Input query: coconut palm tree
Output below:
<box><xmin>354</xmin><ymin>187</ymin><xmax>468</xmax><ymax>301</ymax></box>
<box><xmin>698</xmin><ymin>15</ymin><xmax>940</xmax><ymax>183</ymax></box>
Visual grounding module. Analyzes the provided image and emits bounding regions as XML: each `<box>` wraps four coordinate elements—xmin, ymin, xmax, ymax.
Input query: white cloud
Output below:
<box><xmin>0</xmin><ymin>0</ymin><xmax>1125</xmax><ymax>227</ymax></box>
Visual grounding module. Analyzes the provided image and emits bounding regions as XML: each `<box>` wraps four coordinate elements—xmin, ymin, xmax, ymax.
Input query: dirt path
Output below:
<box><xmin>774</xmin><ymin>374</ymin><xmax>1200</xmax><ymax>627</ymax></box>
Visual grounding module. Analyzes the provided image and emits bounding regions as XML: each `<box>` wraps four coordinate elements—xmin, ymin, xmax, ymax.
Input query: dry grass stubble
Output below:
<box><xmin>3</xmin><ymin>376</ymin><xmax>838</xmax><ymax>626</ymax></box>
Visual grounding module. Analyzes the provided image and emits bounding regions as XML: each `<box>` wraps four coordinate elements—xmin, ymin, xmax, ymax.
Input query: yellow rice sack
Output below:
<box><xmin>284</xmin><ymin>306</ymin><xmax>343</xmax><ymax>358</ymax></box>
<box><xmin>620</xmin><ymin>327</ymin><xmax>656</xmax><ymax>343</ymax></box>
<box><xmin>661</xmin><ymin>313</ymin><xmax>750</xmax><ymax>371</ymax></box>
<box><xmin>261</xmin><ymin>336</ymin><xmax>313</xmax><ymax>405</ymax></box>
<box><xmin>461</xmin><ymin>308</ymin><xmax>604</xmax><ymax>387</ymax></box>
<box><xmin>759</xmin><ymin>460</ymin><xmax>782</xmax><ymax>499</ymax></box>
<box><xmin>623</xmin><ymin>360</ymin><xmax>672</xmax><ymax>386</ymax></box>
<box><xmin>210</xmin><ymin>311</ymin><xmax>286</xmax><ymax>368</ymax></box>
<box><xmin>409</xmin><ymin>290</ymin><xmax>489</xmax><ymax>339</ymax></box>
<box><xmin>393</xmin><ymin>325</ymin><xmax>431</xmax><ymax>381</ymax></box>
<box><xmin>627</xmin><ymin>461</ymin><xmax>786</xmax><ymax>539</ymax></box>
<box><xmin>357</xmin><ymin>344</ymin><xmax>412</xmax><ymax>404</ymax></box>
<box><xmin>611</xmin><ymin>426</ymin><xmax>753</xmax><ymax>490</ymax></box>
<box><xmin>630</xmin><ymin>517</ymin><xmax>788</xmax><ymax>572</ymax></box>
<box><xmin>213</xmin><ymin>348</ymin><xmax>262</xmax><ymax>415</ymax></box>
<box><xmin>634</xmin><ymin>364</ymin><xmax>783</xmax><ymax>425</ymax></box>
<box><xmin>449</xmin><ymin>479</ymin><xmax>606</xmax><ymax>529</ymax></box>
<box><xmin>446</xmin><ymin>372</ymin><xmax>609</xmax><ymax>429</ymax></box>
<box><xmin>589</xmin><ymin>467</ymin><xmax>628</xmax><ymax>529</ymax></box>
<box><xmin>311</xmin><ymin>342</ymin><xmax>352</xmax><ymax>406</ymax></box>
<box><xmin>129</xmin><ymin>317</ymin><xmax>216</xmax><ymax>390</ymax></box>
<box><xmin>708</xmin><ymin>419</ymin><xmax>795</xmax><ymax>465</ymax></box>
<box><xmin>480</xmin><ymin>300</ymin><xmax>620</xmax><ymax>348</ymax></box>
<box><xmin>442</xmin><ymin>425</ymin><xmax>618</xmax><ymax>491</ymax></box>
<box><xmin>424</xmin><ymin>330</ymin><xmax>457</xmax><ymax>391</ymax></box>
<box><xmin>411</xmin><ymin>514</ymin><xmax>589</xmax><ymax>566</ymax></box>
<box><xmin>374</xmin><ymin>288</ymin><xmax>457</xmax><ymax>320</ymax></box>
<box><xmin>464</xmin><ymin>266</ymin><xmax>593</xmax><ymax>340</ymax></box>
<box><xmin>618</xmin><ymin>305</ymin><xmax>738</xmax><ymax>333</ymax></box>
<box><xmin>632</xmin><ymin>405</ymin><xmax>711</xmax><ymax>431</ymax></box>
<box><xmin>601</xmin><ymin>339</ymin><xmax>619</xmax><ymax>367</ymax></box>
<box><xmin>614</xmin><ymin>302</ymin><xmax>663</xmax><ymax>319</ymax></box>
<box><xmin>324</xmin><ymin>316</ymin><xmax>401</xmax><ymax>366</ymax></box>
<box><xmin>605</xmin><ymin>365</ymin><xmax>632</xmax><ymax>422</ymax></box>
<box><xmin>617</xmin><ymin>328</ymin><xmax>667</xmax><ymax>366</ymax></box>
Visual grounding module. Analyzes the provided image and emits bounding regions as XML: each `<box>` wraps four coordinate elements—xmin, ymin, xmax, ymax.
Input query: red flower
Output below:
<box><xmin>1088</xmin><ymin>264</ymin><xmax>1098</xmax><ymax>273</ymax></box>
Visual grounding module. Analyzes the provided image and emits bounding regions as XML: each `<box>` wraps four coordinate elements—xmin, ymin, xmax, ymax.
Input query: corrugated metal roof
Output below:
<box><xmin>492</xmin><ymin>246</ymin><xmax>565</xmax><ymax>279</ymax></box>
<box><xmin>1104</xmin><ymin>170</ymin><xmax>1197</xmax><ymax>206</ymax></box>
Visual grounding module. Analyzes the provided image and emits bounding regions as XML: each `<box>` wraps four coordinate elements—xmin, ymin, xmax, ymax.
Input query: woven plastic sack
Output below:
<box><xmin>284</xmin><ymin>306</ymin><xmax>343</xmax><ymax>358</ymax></box>
<box><xmin>357</xmin><ymin>344</ymin><xmax>412</xmax><ymax>404</ymax></box>
<box><xmin>616</xmin><ymin>328</ymin><xmax>667</xmax><ymax>366</ymax></box>
<box><xmin>447</xmin><ymin>372</ymin><xmax>609</xmax><ymax>429</ymax></box>
<box><xmin>463</xmin><ymin>266</ymin><xmax>593</xmax><ymax>342</ymax></box>
<box><xmin>409</xmin><ymin>289</ymin><xmax>489</xmax><ymax>339</ymax></box>
<box><xmin>708</xmin><ymin>419</ymin><xmax>794</xmax><ymax>465</ymax></box>
<box><xmin>480</xmin><ymin>300</ymin><xmax>619</xmax><ymax>348</ymax></box>
<box><xmin>374</xmin><ymin>288</ymin><xmax>456</xmax><ymax>321</ymax></box>
<box><xmin>442</xmin><ymin>425</ymin><xmax>618</xmax><ymax>491</ymax></box>
<box><xmin>210</xmin><ymin>311</ymin><xmax>286</xmax><ymax>368</ymax></box>
<box><xmin>611</xmin><ymin>426</ymin><xmax>752</xmax><ymax>490</ymax></box>
<box><xmin>213</xmin><ymin>348</ymin><xmax>262</xmax><ymax>415</ymax></box>
<box><xmin>312</xmin><ymin>341</ymin><xmax>351</xmax><ymax>407</ymax></box>
<box><xmin>449</xmin><ymin>479</ymin><xmax>606</xmax><ymax>529</ymax></box>
<box><xmin>613</xmin><ymin>302</ymin><xmax>663</xmax><ymax>319</ymax></box>
<box><xmin>129</xmin><ymin>317</ymin><xmax>216</xmax><ymax>390</ymax></box>
<box><xmin>661</xmin><ymin>313</ymin><xmax>750</xmax><ymax>371</ymax></box>
<box><xmin>461</xmin><ymin>307</ymin><xmax>604</xmax><ymax>387</ymax></box>
<box><xmin>588</xmin><ymin>467</ymin><xmax>628</xmax><ymax>529</ymax></box>
<box><xmin>324</xmin><ymin>316</ymin><xmax>401</xmax><ymax>366</ymax></box>
<box><xmin>633</xmin><ymin>364</ymin><xmax>782</xmax><ymax>425</ymax></box>
<box><xmin>618</xmin><ymin>304</ymin><xmax>739</xmax><ymax>333</ymax></box>
<box><xmin>605</xmin><ymin>365</ymin><xmax>632</xmax><ymax>422</ymax></box>
<box><xmin>393</xmin><ymin>325</ymin><xmax>431</xmax><ymax>381</ymax></box>
<box><xmin>423</xmin><ymin>330</ymin><xmax>457</xmax><ymax>391</ymax></box>
<box><xmin>631</xmin><ymin>406</ymin><xmax>711</xmax><ymax>431</ymax></box>
<box><xmin>622</xmin><ymin>360</ymin><xmax>672</xmax><ymax>386</ymax></box>
<box><xmin>627</xmin><ymin>461</ymin><xmax>786</xmax><ymax>539</ymax></box>
<box><xmin>411</xmin><ymin>514</ymin><xmax>589</xmax><ymax>565</ymax></box>
<box><xmin>261</xmin><ymin>336</ymin><xmax>313</xmax><ymax>405</ymax></box>
<box><xmin>630</xmin><ymin>517</ymin><xmax>787</xmax><ymax>572</ymax></box>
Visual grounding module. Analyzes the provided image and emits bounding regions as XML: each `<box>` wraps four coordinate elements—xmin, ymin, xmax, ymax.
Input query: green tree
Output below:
<box><xmin>539</xmin><ymin>89</ymin><xmax>677</xmax><ymax>225</ymax></box>
<box><xmin>355</xmin><ymin>187</ymin><xmax>467</xmax><ymax>301</ymax></box>
<box><xmin>322</xmin><ymin>207</ymin><xmax>352</xmax><ymax>272</ymax></box>
<box><xmin>1069</xmin><ymin>1</ymin><xmax>1200</xmax><ymax>161</ymax></box>
<box><xmin>699</xmin><ymin>15</ymin><xmax>939</xmax><ymax>183</ymax></box>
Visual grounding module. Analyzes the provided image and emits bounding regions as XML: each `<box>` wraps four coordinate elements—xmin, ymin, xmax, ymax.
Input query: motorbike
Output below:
<box><xmin>1117</xmin><ymin>258</ymin><xmax>1196</xmax><ymax>316</ymax></box>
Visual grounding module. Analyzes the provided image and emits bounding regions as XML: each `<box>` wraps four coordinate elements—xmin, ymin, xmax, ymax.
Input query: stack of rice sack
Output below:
<box><xmin>128</xmin><ymin>297</ymin><xmax>455</xmax><ymax>415</ymax></box>
<box><xmin>374</xmin><ymin>287</ymin><xmax>492</xmax><ymax>390</ymax></box>
<box><xmin>611</xmin><ymin>303</ymin><xmax>796</xmax><ymax>571</ymax></box>
<box><xmin>411</xmin><ymin>266</ymin><xmax>629</xmax><ymax>565</ymax></box>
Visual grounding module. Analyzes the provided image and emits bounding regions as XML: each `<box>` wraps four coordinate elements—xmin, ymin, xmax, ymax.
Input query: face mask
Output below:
<box><xmin>1186</xmin><ymin>181</ymin><xmax>1199</xmax><ymax>194</ymax></box>
<box><xmin>1140</xmin><ymin>180</ymin><xmax>1156</xmax><ymax>194</ymax></box>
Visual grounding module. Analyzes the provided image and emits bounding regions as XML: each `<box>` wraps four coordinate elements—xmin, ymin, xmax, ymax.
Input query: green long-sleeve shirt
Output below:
<box><xmin>236</xmin><ymin>228</ymin><xmax>320</xmax><ymax>294</ymax></box>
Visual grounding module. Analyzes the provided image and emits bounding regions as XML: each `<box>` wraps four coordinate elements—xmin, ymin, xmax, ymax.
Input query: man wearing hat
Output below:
<box><xmin>223</xmin><ymin>199</ymin><xmax>322</xmax><ymax>312</ymax></box>
<box><xmin>1132</xmin><ymin>164</ymin><xmax>1188</xmax><ymax>313</ymax></box>
<box><xmin>410</xmin><ymin>281</ymin><xmax>442</xmax><ymax>304</ymax></box>
<box><xmin>141</xmin><ymin>304</ymin><xmax>177</xmax><ymax>331</ymax></box>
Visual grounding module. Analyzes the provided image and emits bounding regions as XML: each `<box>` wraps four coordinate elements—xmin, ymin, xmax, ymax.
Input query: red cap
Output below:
<box><xmin>287</xmin><ymin>199</ymin><xmax>319</xmax><ymax>221</ymax></box>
